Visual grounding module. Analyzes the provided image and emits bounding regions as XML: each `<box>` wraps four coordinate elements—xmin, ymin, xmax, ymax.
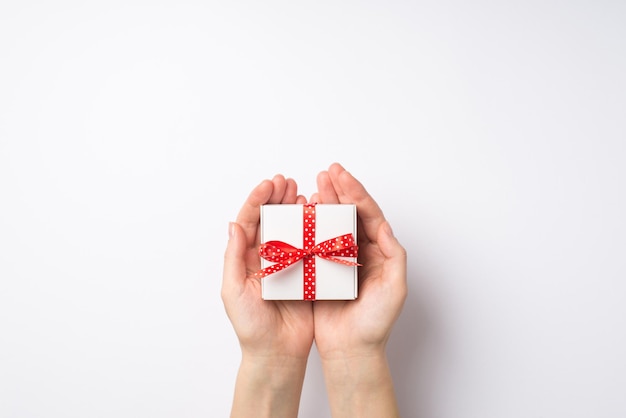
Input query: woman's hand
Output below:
<box><xmin>222</xmin><ymin>175</ymin><xmax>313</xmax><ymax>418</ymax></box>
<box><xmin>311</xmin><ymin>162</ymin><xmax>407</xmax><ymax>418</ymax></box>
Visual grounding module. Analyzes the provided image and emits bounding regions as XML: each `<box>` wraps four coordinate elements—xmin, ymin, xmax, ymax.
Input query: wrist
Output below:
<box><xmin>320</xmin><ymin>351</ymin><xmax>400</xmax><ymax>418</ymax></box>
<box><xmin>240</xmin><ymin>351</ymin><xmax>309</xmax><ymax>377</ymax></box>
<box><xmin>237</xmin><ymin>331</ymin><xmax>313</xmax><ymax>363</ymax></box>
<box><xmin>320</xmin><ymin>349</ymin><xmax>387</xmax><ymax>386</ymax></box>
<box><xmin>239</xmin><ymin>352</ymin><xmax>309</xmax><ymax>394</ymax></box>
<box><xmin>317</xmin><ymin>339</ymin><xmax>387</xmax><ymax>363</ymax></box>
<box><xmin>240</xmin><ymin>341</ymin><xmax>312</xmax><ymax>362</ymax></box>
<box><xmin>230</xmin><ymin>354</ymin><xmax>309</xmax><ymax>418</ymax></box>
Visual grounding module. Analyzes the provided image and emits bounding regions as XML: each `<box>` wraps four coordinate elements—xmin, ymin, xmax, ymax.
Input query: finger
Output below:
<box><xmin>282</xmin><ymin>178</ymin><xmax>298</xmax><ymax>203</ymax></box>
<box><xmin>308</xmin><ymin>193</ymin><xmax>319</xmax><ymax>204</ymax></box>
<box><xmin>296</xmin><ymin>194</ymin><xmax>308</xmax><ymax>204</ymax></box>
<box><xmin>316</xmin><ymin>170</ymin><xmax>339</xmax><ymax>204</ymax></box>
<box><xmin>327</xmin><ymin>162</ymin><xmax>347</xmax><ymax>201</ymax></box>
<box><xmin>222</xmin><ymin>222</ymin><xmax>248</xmax><ymax>300</ymax></box>
<box><xmin>377</xmin><ymin>221</ymin><xmax>408</xmax><ymax>300</ymax></box>
<box><xmin>235</xmin><ymin>179</ymin><xmax>274</xmax><ymax>247</ymax></box>
<box><xmin>334</xmin><ymin>166</ymin><xmax>386</xmax><ymax>243</ymax></box>
<box><xmin>268</xmin><ymin>174</ymin><xmax>287</xmax><ymax>203</ymax></box>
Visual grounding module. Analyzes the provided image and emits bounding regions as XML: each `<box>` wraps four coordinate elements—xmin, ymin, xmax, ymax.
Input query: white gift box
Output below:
<box><xmin>259</xmin><ymin>204</ymin><xmax>358</xmax><ymax>300</ymax></box>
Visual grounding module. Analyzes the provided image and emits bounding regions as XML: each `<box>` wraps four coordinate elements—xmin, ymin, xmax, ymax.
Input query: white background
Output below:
<box><xmin>1</xmin><ymin>1</ymin><xmax>625</xmax><ymax>417</ymax></box>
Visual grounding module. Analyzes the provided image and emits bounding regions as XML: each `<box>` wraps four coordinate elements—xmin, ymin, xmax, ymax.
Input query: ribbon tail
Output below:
<box><xmin>316</xmin><ymin>254</ymin><xmax>362</xmax><ymax>266</ymax></box>
<box><xmin>252</xmin><ymin>262</ymin><xmax>291</xmax><ymax>279</ymax></box>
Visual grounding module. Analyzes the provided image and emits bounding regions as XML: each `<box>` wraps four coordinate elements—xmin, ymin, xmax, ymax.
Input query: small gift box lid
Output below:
<box><xmin>259</xmin><ymin>204</ymin><xmax>358</xmax><ymax>301</ymax></box>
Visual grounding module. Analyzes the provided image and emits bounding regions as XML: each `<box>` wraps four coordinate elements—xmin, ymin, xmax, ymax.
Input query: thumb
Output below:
<box><xmin>222</xmin><ymin>222</ymin><xmax>248</xmax><ymax>299</ymax></box>
<box><xmin>377</xmin><ymin>220</ymin><xmax>408</xmax><ymax>291</ymax></box>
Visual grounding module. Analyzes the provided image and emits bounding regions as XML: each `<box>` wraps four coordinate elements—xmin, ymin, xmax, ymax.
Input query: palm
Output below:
<box><xmin>314</xmin><ymin>233</ymin><xmax>393</xmax><ymax>356</ymax></box>
<box><xmin>311</xmin><ymin>163</ymin><xmax>407</xmax><ymax>358</ymax></box>
<box><xmin>222</xmin><ymin>175</ymin><xmax>314</xmax><ymax>359</ymax></box>
<box><xmin>233</xmin><ymin>244</ymin><xmax>314</xmax><ymax>358</ymax></box>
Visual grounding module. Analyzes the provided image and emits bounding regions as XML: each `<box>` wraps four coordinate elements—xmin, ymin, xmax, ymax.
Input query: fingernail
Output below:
<box><xmin>228</xmin><ymin>222</ymin><xmax>235</xmax><ymax>239</ymax></box>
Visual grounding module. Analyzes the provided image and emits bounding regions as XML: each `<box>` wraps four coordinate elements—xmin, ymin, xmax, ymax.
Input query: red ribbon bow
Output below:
<box><xmin>254</xmin><ymin>204</ymin><xmax>360</xmax><ymax>300</ymax></box>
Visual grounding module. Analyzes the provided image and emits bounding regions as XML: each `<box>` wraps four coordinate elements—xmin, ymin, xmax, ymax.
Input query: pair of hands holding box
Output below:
<box><xmin>222</xmin><ymin>162</ymin><xmax>407</xmax><ymax>418</ymax></box>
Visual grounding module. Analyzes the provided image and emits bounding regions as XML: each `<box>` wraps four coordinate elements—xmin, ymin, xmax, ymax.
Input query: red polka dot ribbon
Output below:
<box><xmin>254</xmin><ymin>204</ymin><xmax>360</xmax><ymax>300</ymax></box>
